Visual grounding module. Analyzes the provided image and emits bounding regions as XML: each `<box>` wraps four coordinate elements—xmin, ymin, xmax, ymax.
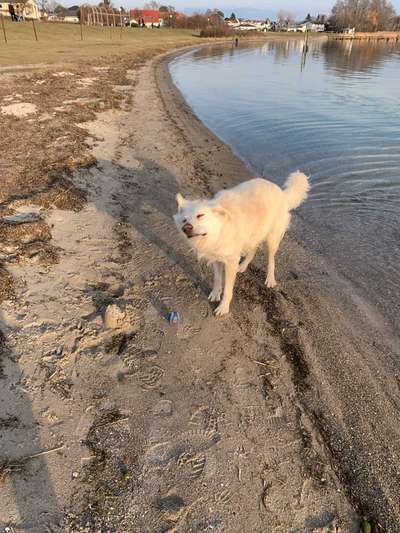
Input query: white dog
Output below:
<box><xmin>174</xmin><ymin>172</ymin><xmax>310</xmax><ymax>316</ymax></box>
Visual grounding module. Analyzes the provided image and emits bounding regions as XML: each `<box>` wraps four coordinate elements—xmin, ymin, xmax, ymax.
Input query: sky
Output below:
<box><xmin>166</xmin><ymin>0</ymin><xmax>400</xmax><ymax>19</ymax></box>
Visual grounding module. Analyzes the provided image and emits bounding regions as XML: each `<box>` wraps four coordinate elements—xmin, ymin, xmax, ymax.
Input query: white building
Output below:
<box><xmin>299</xmin><ymin>21</ymin><xmax>325</xmax><ymax>32</ymax></box>
<box><xmin>0</xmin><ymin>0</ymin><xmax>40</xmax><ymax>19</ymax></box>
<box><xmin>228</xmin><ymin>19</ymin><xmax>271</xmax><ymax>32</ymax></box>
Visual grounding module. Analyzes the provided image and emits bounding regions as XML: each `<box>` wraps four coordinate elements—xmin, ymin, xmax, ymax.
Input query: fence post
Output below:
<box><xmin>80</xmin><ymin>16</ymin><xmax>83</xmax><ymax>40</ymax></box>
<box><xmin>120</xmin><ymin>13</ymin><xmax>123</xmax><ymax>39</ymax></box>
<box><xmin>32</xmin><ymin>18</ymin><xmax>38</xmax><ymax>41</ymax></box>
<box><xmin>1</xmin><ymin>14</ymin><xmax>7</xmax><ymax>44</ymax></box>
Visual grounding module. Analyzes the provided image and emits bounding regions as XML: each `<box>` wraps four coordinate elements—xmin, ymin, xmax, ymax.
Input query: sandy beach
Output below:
<box><xmin>1</xmin><ymin>37</ymin><xmax>399</xmax><ymax>532</ymax></box>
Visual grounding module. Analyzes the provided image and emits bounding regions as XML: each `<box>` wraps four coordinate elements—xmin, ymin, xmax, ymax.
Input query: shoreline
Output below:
<box><xmin>158</xmin><ymin>46</ymin><xmax>400</xmax><ymax>530</ymax></box>
<box><xmin>0</xmin><ymin>40</ymin><xmax>398</xmax><ymax>531</ymax></box>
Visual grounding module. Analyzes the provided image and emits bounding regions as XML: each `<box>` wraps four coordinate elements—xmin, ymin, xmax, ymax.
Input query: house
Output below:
<box><xmin>298</xmin><ymin>20</ymin><xmax>325</xmax><ymax>32</ymax></box>
<box><xmin>236</xmin><ymin>22</ymin><xmax>257</xmax><ymax>31</ymax></box>
<box><xmin>129</xmin><ymin>9</ymin><xmax>165</xmax><ymax>27</ymax></box>
<box><xmin>228</xmin><ymin>18</ymin><xmax>271</xmax><ymax>32</ymax></box>
<box><xmin>64</xmin><ymin>15</ymin><xmax>79</xmax><ymax>23</ymax></box>
<box><xmin>62</xmin><ymin>6</ymin><xmax>79</xmax><ymax>22</ymax></box>
<box><xmin>0</xmin><ymin>0</ymin><xmax>40</xmax><ymax>19</ymax></box>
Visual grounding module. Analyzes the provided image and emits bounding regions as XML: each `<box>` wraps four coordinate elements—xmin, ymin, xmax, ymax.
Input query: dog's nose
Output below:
<box><xmin>182</xmin><ymin>223</ymin><xmax>193</xmax><ymax>236</ymax></box>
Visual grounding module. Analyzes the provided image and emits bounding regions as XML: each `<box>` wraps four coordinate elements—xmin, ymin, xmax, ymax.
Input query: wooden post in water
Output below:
<box><xmin>300</xmin><ymin>30</ymin><xmax>309</xmax><ymax>72</ymax></box>
<box><xmin>32</xmin><ymin>18</ymin><xmax>38</xmax><ymax>41</ymax></box>
<box><xmin>1</xmin><ymin>14</ymin><xmax>7</xmax><ymax>44</ymax></box>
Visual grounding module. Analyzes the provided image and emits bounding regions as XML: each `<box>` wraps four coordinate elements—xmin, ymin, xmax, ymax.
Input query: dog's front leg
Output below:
<box><xmin>238</xmin><ymin>248</ymin><xmax>256</xmax><ymax>273</ymax></box>
<box><xmin>215</xmin><ymin>259</ymin><xmax>238</xmax><ymax>316</ymax></box>
<box><xmin>208</xmin><ymin>261</ymin><xmax>223</xmax><ymax>302</ymax></box>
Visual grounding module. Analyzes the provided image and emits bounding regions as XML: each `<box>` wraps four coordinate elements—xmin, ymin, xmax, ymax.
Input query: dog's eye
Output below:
<box><xmin>197</xmin><ymin>214</ymin><xmax>205</xmax><ymax>219</ymax></box>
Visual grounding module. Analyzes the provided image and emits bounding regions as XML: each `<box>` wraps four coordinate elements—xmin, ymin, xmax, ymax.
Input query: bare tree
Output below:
<box><xmin>143</xmin><ymin>0</ymin><xmax>160</xmax><ymax>9</ymax></box>
<box><xmin>277</xmin><ymin>9</ymin><xmax>286</xmax><ymax>25</ymax></box>
<box><xmin>368</xmin><ymin>0</ymin><xmax>396</xmax><ymax>29</ymax></box>
<box><xmin>330</xmin><ymin>0</ymin><xmax>397</xmax><ymax>30</ymax></box>
<box><xmin>277</xmin><ymin>9</ymin><xmax>295</xmax><ymax>27</ymax></box>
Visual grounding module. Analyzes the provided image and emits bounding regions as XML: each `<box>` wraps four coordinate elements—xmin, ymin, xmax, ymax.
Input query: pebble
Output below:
<box><xmin>103</xmin><ymin>303</ymin><xmax>126</xmax><ymax>329</ymax></box>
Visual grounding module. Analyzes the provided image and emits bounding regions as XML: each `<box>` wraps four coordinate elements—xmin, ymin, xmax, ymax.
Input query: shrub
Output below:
<box><xmin>200</xmin><ymin>25</ymin><xmax>235</xmax><ymax>37</ymax></box>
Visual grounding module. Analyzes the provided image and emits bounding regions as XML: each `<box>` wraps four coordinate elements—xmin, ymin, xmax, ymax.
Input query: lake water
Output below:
<box><xmin>170</xmin><ymin>39</ymin><xmax>400</xmax><ymax>329</ymax></box>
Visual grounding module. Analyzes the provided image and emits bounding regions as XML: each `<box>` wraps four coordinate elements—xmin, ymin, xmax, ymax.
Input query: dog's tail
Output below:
<box><xmin>283</xmin><ymin>171</ymin><xmax>310</xmax><ymax>210</ymax></box>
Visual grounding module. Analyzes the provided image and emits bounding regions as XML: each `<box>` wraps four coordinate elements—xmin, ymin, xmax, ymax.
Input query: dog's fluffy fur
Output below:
<box><xmin>174</xmin><ymin>172</ymin><xmax>310</xmax><ymax>315</ymax></box>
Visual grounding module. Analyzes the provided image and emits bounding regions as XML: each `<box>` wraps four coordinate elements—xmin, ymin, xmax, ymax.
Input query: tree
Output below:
<box><xmin>37</xmin><ymin>0</ymin><xmax>60</xmax><ymax>12</ymax></box>
<box><xmin>329</xmin><ymin>0</ymin><xmax>396</xmax><ymax>30</ymax></box>
<box><xmin>229</xmin><ymin>12</ymin><xmax>236</xmax><ymax>20</ymax></box>
<box><xmin>143</xmin><ymin>0</ymin><xmax>160</xmax><ymax>9</ymax></box>
<box><xmin>54</xmin><ymin>3</ymin><xmax>67</xmax><ymax>14</ymax></box>
<box><xmin>305</xmin><ymin>13</ymin><xmax>312</xmax><ymax>21</ymax></box>
<box><xmin>368</xmin><ymin>0</ymin><xmax>396</xmax><ymax>29</ymax></box>
<box><xmin>277</xmin><ymin>9</ymin><xmax>294</xmax><ymax>27</ymax></box>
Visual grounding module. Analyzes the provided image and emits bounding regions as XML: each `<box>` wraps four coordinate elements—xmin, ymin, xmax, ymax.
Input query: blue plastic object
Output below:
<box><xmin>167</xmin><ymin>311</ymin><xmax>180</xmax><ymax>324</ymax></box>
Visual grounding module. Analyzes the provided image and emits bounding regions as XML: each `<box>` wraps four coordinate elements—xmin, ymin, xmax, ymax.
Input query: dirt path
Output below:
<box><xmin>0</xmin><ymin>51</ymin><xmax>362</xmax><ymax>532</ymax></box>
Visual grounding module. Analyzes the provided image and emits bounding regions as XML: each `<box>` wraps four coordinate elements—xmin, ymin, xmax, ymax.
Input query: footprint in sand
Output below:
<box><xmin>138</xmin><ymin>365</ymin><xmax>164</xmax><ymax>390</ymax></box>
<box><xmin>145</xmin><ymin>429</ymin><xmax>220</xmax><ymax>466</ymax></box>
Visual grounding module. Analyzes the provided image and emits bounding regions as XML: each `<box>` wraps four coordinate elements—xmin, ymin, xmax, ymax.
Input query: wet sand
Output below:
<box><xmin>158</xmin><ymin>48</ymin><xmax>400</xmax><ymax>531</ymax></box>
<box><xmin>0</xmin><ymin>42</ymin><xmax>398</xmax><ymax>532</ymax></box>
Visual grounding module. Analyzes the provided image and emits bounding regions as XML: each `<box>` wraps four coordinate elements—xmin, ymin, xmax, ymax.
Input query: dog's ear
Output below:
<box><xmin>176</xmin><ymin>193</ymin><xmax>186</xmax><ymax>211</ymax></box>
<box><xmin>212</xmin><ymin>204</ymin><xmax>231</xmax><ymax>219</ymax></box>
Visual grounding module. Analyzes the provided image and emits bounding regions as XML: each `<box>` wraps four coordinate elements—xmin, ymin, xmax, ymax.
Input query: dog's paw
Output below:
<box><xmin>208</xmin><ymin>288</ymin><xmax>221</xmax><ymax>302</ymax></box>
<box><xmin>214</xmin><ymin>302</ymin><xmax>230</xmax><ymax>316</ymax></box>
<box><xmin>265</xmin><ymin>277</ymin><xmax>277</xmax><ymax>288</ymax></box>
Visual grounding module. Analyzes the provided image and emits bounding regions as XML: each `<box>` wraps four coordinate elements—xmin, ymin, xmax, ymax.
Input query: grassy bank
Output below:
<box><xmin>0</xmin><ymin>20</ymin><xmax>202</xmax><ymax>67</ymax></box>
<box><xmin>0</xmin><ymin>20</ymin><xmax>325</xmax><ymax>68</ymax></box>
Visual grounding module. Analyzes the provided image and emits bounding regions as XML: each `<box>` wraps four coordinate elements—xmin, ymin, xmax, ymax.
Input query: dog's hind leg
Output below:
<box><xmin>265</xmin><ymin>213</ymin><xmax>290</xmax><ymax>288</ymax></box>
<box><xmin>208</xmin><ymin>261</ymin><xmax>223</xmax><ymax>302</ymax></box>
<box><xmin>215</xmin><ymin>259</ymin><xmax>239</xmax><ymax>316</ymax></box>
<box><xmin>238</xmin><ymin>248</ymin><xmax>257</xmax><ymax>273</ymax></box>
<box><xmin>265</xmin><ymin>231</ymin><xmax>285</xmax><ymax>288</ymax></box>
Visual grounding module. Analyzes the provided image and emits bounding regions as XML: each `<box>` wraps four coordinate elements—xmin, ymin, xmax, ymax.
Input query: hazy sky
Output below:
<box><xmin>166</xmin><ymin>0</ymin><xmax>400</xmax><ymax>19</ymax></box>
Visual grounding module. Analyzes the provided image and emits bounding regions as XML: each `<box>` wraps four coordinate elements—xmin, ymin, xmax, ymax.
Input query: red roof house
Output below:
<box><xmin>129</xmin><ymin>8</ymin><xmax>185</xmax><ymax>26</ymax></box>
<box><xmin>129</xmin><ymin>9</ymin><xmax>164</xmax><ymax>25</ymax></box>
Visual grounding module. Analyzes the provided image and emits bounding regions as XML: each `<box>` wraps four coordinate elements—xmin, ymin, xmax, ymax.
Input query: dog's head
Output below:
<box><xmin>173</xmin><ymin>193</ymin><xmax>229</xmax><ymax>251</ymax></box>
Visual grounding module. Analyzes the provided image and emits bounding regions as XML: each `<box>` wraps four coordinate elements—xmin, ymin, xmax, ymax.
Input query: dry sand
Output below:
<box><xmin>0</xmin><ymin>43</ymin><xmax>399</xmax><ymax>533</ymax></box>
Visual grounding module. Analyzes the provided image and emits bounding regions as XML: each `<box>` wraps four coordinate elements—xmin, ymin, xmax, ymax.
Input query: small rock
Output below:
<box><xmin>103</xmin><ymin>302</ymin><xmax>142</xmax><ymax>333</ymax></box>
<box><xmin>103</xmin><ymin>303</ymin><xmax>126</xmax><ymax>329</ymax></box>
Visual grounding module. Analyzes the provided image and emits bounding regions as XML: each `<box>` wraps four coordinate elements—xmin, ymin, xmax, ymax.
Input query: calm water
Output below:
<box><xmin>170</xmin><ymin>39</ymin><xmax>400</xmax><ymax>326</ymax></box>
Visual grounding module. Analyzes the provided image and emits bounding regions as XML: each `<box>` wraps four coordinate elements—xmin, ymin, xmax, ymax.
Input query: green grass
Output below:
<box><xmin>0</xmin><ymin>19</ymin><xmax>201</xmax><ymax>67</ymax></box>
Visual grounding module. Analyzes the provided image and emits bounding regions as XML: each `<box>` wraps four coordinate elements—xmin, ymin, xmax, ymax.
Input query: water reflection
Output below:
<box><xmin>321</xmin><ymin>39</ymin><xmax>400</xmax><ymax>76</ymax></box>
<box><xmin>190</xmin><ymin>38</ymin><xmax>400</xmax><ymax>76</ymax></box>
